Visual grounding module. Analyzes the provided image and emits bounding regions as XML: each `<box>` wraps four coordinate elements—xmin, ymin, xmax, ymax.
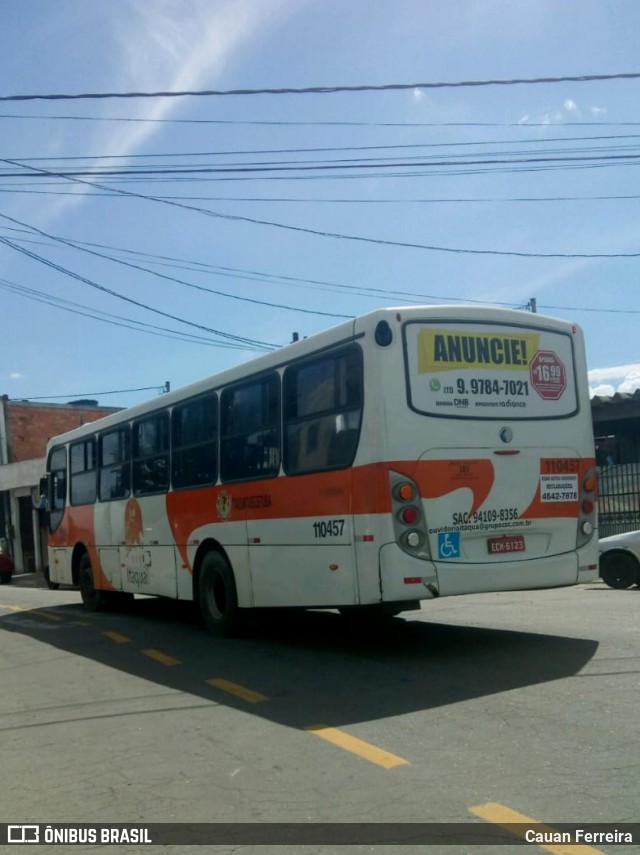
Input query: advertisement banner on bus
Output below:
<box><xmin>405</xmin><ymin>321</ymin><xmax>578</xmax><ymax>418</ymax></box>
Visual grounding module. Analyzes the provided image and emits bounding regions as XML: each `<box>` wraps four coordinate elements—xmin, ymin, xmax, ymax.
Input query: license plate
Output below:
<box><xmin>487</xmin><ymin>535</ymin><xmax>525</xmax><ymax>554</ymax></box>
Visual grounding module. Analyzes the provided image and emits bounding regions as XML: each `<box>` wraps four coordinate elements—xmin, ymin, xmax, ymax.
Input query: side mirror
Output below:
<box><xmin>37</xmin><ymin>474</ymin><xmax>52</xmax><ymax>512</ymax></box>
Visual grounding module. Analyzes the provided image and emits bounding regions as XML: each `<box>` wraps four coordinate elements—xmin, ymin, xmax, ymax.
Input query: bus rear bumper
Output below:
<box><xmin>378</xmin><ymin>543</ymin><xmax>439</xmax><ymax>602</ymax></box>
<box><xmin>379</xmin><ymin>543</ymin><xmax>597</xmax><ymax>600</ymax></box>
<box><xmin>436</xmin><ymin>552</ymin><xmax>581</xmax><ymax>596</ymax></box>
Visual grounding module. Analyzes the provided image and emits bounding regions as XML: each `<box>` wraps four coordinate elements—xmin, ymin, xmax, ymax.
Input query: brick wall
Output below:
<box><xmin>5</xmin><ymin>401</ymin><xmax>120</xmax><ymax>462</ymax></box>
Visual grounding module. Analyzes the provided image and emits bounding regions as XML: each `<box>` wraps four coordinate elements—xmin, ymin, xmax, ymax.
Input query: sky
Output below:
<box><xmin>1</xmin><ymin>0</ymin><xmax>640</xmax><ymax>408</ymax></box>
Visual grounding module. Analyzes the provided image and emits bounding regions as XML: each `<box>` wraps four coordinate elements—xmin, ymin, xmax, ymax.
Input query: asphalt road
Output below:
<box><xmin>0</xmin><ymin>576</ymin><xmax>637</xmax><ymax>854</ymax></box>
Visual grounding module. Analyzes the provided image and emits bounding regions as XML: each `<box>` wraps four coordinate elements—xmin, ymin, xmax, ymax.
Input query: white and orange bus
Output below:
<box><xmin>43</xmin><ymin>305</ymin><xmax>598</xmax><ymax>635</ymax></box>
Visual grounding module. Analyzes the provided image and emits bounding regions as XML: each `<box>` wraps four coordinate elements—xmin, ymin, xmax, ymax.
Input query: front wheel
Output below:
<box><xmin>600</xmin><ymin>551</ymin><xmax>638</xmax><ymax>590</ymax></box>
<box><xmin>79</xmin><ymin>553</ymin><xmax>109</xmax><ymax>611</ymax></box>
<box><xmin>198</xmin><ymin>551</ymin><xmax>240</xmax><ymax>637</ymax></box>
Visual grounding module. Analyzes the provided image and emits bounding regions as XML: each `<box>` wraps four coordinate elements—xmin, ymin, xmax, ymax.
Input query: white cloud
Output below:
<box><xmin>9</xmin><ymin>372</ymin><xmax>24</xmax><ymax>380</ymax></box>
<box><xmin>110</xmin><ymin>0</ymin><xmax>301</xmax><ymax>146</ymax></box>
<box><xmin>44</xmin><ymin>0</ymin><xmax>302</xmax><ymax>220</ymax></box>
<box><xmin>590</xmin><ymin>383</ymin><xmax>615</xmax><ymax>398</ymax></box>
<box><xmin>589</xmin><ymin>364</ymin><xmax>640</xmax><ymax>397</ymax></box>
<box><xmin>518</xmin><ymin>98</ymin><xmax>585</xmax><ymax>127</ymax></box>
<box><xmin>617</xmin><ymin>372</ymin><xmax>640</xmax><ymax>394</ymax></box>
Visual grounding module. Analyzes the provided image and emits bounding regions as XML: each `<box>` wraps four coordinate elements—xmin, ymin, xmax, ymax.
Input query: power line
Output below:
<box><xmin>22</xmin><ymin>386</ymin><xmax>166</xmax><ymax>400</ymax></box>
<box><xmin>4</xmin><ymin>157</ymin><xmax>640</xmax><ymax>259</ymax></box>
<box><xmin>3</xmin><ymin>113</ymin><xmax>640</xmax><ymax>128</ymax></box>
<box><xmin>0</xmin><ymin>235</ymin><xmax>277</xmax><ymax>349</ymax></box>
<box><xmin>2</xmin><ymin>71</ymin><xmax>640</xmax><ymax>102</ymax></box>
<box><xmin>0</xmin><ymin>277</ymin><xmax>256</xmax><ymax>348</ymax></box>
<box><xmin>5</xmin><ymin>226</ymin><xmax>638</xmax><ymax>316</ymax></box>
<box><xmin>2</xmin><ymin>152</ymin><xmax>639</xmax><ymax>179</ymax></box>
<box><xmin>0</xmin><ymin>214</ymin><xmax>352</xmax><ymax>320</ymax></box>
<box><xmin>3</xmin><ymin>187</ymin><xmax>640</xmax><ymax>204</ymax></box>
<box><xmin>7</xmin><ymin>132</ymin><xmax>640</xmax><ymax>161</ymax></box>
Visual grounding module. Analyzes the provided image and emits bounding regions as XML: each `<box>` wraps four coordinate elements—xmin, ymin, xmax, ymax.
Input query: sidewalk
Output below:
<box><xmin>10</xmin><ymin>572</ymin><xmax>48</xmax><ymax>589</ymax></box>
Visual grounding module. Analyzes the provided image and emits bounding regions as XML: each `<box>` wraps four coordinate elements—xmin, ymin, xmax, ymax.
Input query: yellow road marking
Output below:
<box><xmin>1</xmin><ymin>604</ymin><xmax>65</xmax><ymax>622</ymax></box>
<box><xmin>306</xmin><ymin>724</ymin><xmax>409</xmax><ymax>769</ymax></box>
<box><xmin>141</xmin><ymin>648</ymin><xmax>181</xmax><ymax>666</ymax></box>
<box><xmin>206</xmin><ymin>677</ymin><xmax>267</xmax><ymax>704</ymax></box>
<box><xmin>30</xmin><ymin>610</ymin><xmax>63</xmax><ymax>622</ymax></box>
<box><xmin>70</xmin><ymin>621</ymin><xmax>92</xmax><ymax>627</ymax></box>
<box><xmin>103</xmin><ymin>631</ymin><xmax>131</xmax><ymax>644</ymax></box>
<box><xmin>470</xmin><ymin>803</ymin><xmax>606</xmax><ymax>854</ymax></box>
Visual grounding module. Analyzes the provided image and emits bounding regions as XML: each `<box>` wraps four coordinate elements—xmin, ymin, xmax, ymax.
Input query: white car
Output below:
<box><xmin>599</xmin><ymin>530</ymin><xmax>640</xmax><ymax>589</ymax></box>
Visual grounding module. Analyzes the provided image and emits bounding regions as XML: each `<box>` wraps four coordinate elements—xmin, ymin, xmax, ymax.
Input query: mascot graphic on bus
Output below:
<box><xmin>123</xmin><ymin>497</ymin><xmax>149</xmax><ymax>586</ymax></box>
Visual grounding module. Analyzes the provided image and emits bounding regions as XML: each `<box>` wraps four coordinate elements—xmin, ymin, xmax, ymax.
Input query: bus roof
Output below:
<box><xmin>45</xmin><ymin>304</ymin><xmax>581</xmax><ymax>449</ymax></box>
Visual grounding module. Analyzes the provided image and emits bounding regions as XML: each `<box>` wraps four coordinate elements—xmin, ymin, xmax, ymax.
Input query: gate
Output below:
<box><xmin>597</xmin><ymin>463</ymin><xmax>640</xmax><ymax>537</ymax></box>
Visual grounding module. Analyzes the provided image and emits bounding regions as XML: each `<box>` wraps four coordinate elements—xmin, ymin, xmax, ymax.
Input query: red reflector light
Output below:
<box><xmin>582</xmin><ymin>500</ymin><xmax>594</xmax><ymax>514</ymax></box>
<box><xmin>404</xmin><ymin>577</ymin><xmax>422</xmax><ymax>584</ymax></box>
<box><xmin>401</xmin><ymin>507</ymin><xmax>419</xmax><ymax>524</ymax></box>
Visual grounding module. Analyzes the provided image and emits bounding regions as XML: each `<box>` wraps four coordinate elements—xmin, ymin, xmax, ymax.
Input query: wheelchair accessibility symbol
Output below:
<box><xmin>438</xmin><ymin>531</ymin><xmax>460</xmax><ymax>559</ymax></box>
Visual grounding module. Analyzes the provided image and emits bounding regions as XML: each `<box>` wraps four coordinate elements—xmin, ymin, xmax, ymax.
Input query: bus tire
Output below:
<box><xmin>600</xmin><ymin>551</ymin><xmax>638</xmax><ymax>590</ymax></box>
<box><xmin>198</xmin><ymin>551</ymin><xmax>240</xmax><ymax>637</ymax></box>
<box><xmin>79</xmin><ymin>553</ymin><xmax>109</xmax><ymax>611</ymax></box>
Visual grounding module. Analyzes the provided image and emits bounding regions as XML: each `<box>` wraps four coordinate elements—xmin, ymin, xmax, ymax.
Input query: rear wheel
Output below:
<box><xmin>198</xmin><ymin>551</ymin><xmax>241</xmax><ymax>637</ymax></box>
<box><xmin>79</xmin><ymin>553</ymin><xmax>110</xmax><ymax>611</ymax></box>
<box><xmin>600</xmin><ymin>551</ymin><xmax>638</xmax><ymax>590</ymax></box>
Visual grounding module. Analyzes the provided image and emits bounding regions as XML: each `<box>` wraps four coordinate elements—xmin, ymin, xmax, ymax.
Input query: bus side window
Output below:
<box><xmin>172</xmin><ymin>394</ymin><xmax>218</xmax><ymax>489</ymax></box>
<box><xmin>283</xmin><ymin>345</ymin><xmax>363</xmax><ymax>475</ymax></box>
<box><xmin>47</xmin><ymin>446</ymin><xmax>67</xmax><ymax>532</ymax></box>
<box><xmin>221</xmin><ymin>374</ymin><xmax>280</xmax><ymax>482</ymax></box>
<box><xmin>133</xmin><ymin>412</ymin><xmax>170</xmax><ymax>495</ymax></box>
<box><xmin>99</xmin><ymin>427</ymin><xmax>131</xmax><ymax>501</ymax></box>
<box><xmin>70</xmin><ymin>438</ymin><xmax>97</xmax><ymax>506</ymax></box>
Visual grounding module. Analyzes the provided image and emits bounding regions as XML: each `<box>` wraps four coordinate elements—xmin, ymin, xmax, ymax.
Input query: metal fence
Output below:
<box><xmin>597</xmin><ymin>462</ymin><xmax>640</xmax><ymax>537</ymax></box>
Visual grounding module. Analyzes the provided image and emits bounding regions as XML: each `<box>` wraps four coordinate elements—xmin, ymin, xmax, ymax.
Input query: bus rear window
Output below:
<box><xmin>403</xmin><ymin>320</ymin><xmax>578</xmax><ymax>419</ymax></box>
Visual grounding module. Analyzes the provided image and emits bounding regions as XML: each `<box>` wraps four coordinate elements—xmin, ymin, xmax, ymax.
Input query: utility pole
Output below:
<box><xmin>527</xmin><ymin>298</ymin><xmax>537</xmax><ymax>313</ymax></box>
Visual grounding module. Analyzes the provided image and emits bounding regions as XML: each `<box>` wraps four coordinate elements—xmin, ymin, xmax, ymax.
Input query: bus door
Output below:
<box><xmin>94</xmin><ymin>500</ymin><xmax>122</xmax><ymax>591</ymax></box>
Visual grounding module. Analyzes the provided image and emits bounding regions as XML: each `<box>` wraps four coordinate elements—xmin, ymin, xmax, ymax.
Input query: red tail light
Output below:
<box><xmin>401</xmin><ymin>507</ymin><xmax>419</xmax><ymax>525</ymax></box>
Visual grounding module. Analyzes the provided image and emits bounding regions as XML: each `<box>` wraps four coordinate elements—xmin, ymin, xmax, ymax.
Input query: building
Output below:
<box><xmin>0</xmin><ymin>396</ymin><xmax>120</xmax><ymax>574</ymax></box>
<box><xmin>591</xmin><ymin>390</ymin><xmax>640</xmax><ymax>465</ymax></box>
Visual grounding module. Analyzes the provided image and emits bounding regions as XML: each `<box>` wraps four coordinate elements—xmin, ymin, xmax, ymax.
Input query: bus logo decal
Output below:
<box><xmin>217</xmin><ymin>491</ymin><xmax>233</xmax><ymax>520</ymax></box>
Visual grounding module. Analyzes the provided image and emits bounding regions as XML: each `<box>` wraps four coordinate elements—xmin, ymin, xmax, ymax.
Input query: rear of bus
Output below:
<box><xmin>358</xmin><ymin>307</ymin><xmax>598</xmax><ymax>606</ymax></box>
